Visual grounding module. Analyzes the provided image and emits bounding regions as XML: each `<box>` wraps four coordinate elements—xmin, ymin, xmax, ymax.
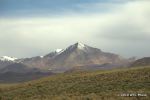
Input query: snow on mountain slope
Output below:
<box><xmin>44</xmin><ymin>49</ymin><xmax>64</xmax><ymax>58</ymax></box>
<box><xmin>55</xmin><ymin>49</ymin><xmax>63</xmax><ymax>53</ymax></box>
<box><xmin>0</xmin><ymin>56</ymin><xmax>18</xmax><ymax>62</ymax></box>
<box><xmin>55</xmin><ymin>49</ymin><xmax>64</xmax><ymax>55</ymax></box>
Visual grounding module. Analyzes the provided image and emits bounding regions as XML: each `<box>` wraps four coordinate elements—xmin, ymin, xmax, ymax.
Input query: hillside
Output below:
<box><xmin>0</xmin><ymin>66</ymin><xmax>149</xmax><ymax>100</ymax></box>
<box><xmin>131</xmin><ymin>57</ymin><xmax>150</xmax><ymax>67</ymax></box>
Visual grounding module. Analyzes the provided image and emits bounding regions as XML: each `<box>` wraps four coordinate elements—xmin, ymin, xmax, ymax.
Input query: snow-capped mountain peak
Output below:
<box><xmin>65</xmin><ymin>42</ymin><xmax>87</xmax><ymax>51</ymax></box>
<box><xmin>77</xmin><ymin>42</ymin><xmax>85</xmax><ymax>49</ymax></box>
<box><xmin>0</xmin><ymin>56</ymin><xmax>18</xmax><ymax>62</ymax></box>
<box><xmin>72</xmin><ymin>42</ymin><xmax>86</xmax><ymax>50</ymax></box>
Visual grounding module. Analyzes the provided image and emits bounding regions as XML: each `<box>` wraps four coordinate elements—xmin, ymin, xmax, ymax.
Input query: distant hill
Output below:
<box><xmin>0</xmin><ymin>63</ymin><xmax>39</xmax><ymax>73</ymax></box>
<box><xmin>131</xmin><ymin>57</ymin><xmax>150</xmax><ymax>67</ymax></box>
<box><xmin>0</xmin><ymin>66</ymin><xmax>149</xmax><ymax>100</ymax></box>
<box><xmin>0</xmin><ymin>63</ymin><xmax>53</xmax><ymax>83</ymax></box>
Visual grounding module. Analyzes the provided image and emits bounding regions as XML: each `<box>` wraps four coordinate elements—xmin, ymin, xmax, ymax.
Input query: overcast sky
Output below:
<box><xmin>0</xmin><ymin>0</ymin><xmax>150</xmax><ymax>58</ymax></box>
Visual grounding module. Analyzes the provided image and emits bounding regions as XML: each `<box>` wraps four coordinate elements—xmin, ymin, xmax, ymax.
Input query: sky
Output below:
<box><xmin>0</xmin><ymin>0</ymin><xmax>150</xmax><ymax>58</ymax></box>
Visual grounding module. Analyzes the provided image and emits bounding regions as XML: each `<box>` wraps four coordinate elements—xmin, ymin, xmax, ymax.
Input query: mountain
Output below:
<box><xmin>45</xmin><ymin>42</ymin><xmax>128</xmax><ymax>72</ymax></box>
<box><xmin>19</xmin><ymin>42</ymin><xmax>129</xmax><ymax>73</ymax></box>
<box><xmin>0</xmin><ymin>43</ymin><xmax>132</xmax><ymax>73</ymax></box>
<box><xmin>131</xmin><ymin>57</ymin><xmax>150</xmax><ymax>67</ymax></box>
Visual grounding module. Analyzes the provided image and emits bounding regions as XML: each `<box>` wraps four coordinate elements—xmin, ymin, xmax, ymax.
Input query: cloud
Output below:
<box><xmin>0</xmin><ymin>0</ymin><xmax>150</xmax><ymax>58</ymax></box>
<box><xmin>97</xmin><ymin>0</ymin><xmax>150</xmax><ymax>40</ymax></box>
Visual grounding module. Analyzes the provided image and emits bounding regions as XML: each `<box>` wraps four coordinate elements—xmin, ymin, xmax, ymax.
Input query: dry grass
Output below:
<box><xmin>0</xmin><ymin>66</ymin><xmax>149</xmax><ymax>100</ymax></box>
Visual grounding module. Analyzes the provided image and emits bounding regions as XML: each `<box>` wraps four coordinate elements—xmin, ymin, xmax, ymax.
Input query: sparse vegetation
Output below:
<box><xmin>0</xmin><ymin>66</ymin><xmax>149</xmax><ymax>100</ymax></box>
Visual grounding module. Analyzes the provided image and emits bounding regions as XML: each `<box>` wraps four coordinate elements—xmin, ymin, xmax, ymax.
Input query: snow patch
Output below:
<box><xmin>0</xmin><ymin>56</ymin><xmax>18</xmax><ymax>62</ymax></box>
<box><xmin>40</xmin><ymin>56</ymin><xmax>43</xmax><ymax>58</ymax></box>
<box><xmin>55</xmin><ymin>49</ymin><xmax>64</xmax><ymax>55</ymax></box>
<box><xmin>55</xmin><ymin>49</ymin><xmax>63</xmax><ymax>53</ymax></box>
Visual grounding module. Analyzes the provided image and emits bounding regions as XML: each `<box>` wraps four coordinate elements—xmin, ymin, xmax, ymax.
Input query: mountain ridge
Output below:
<box><xmin>20</xmin><ymin>42</ymin><xmax>130</xmax><ymax>73</ymax></box>
<box><xmin>0</xmin><ymin>42</ymin><xmax>131</xmax><ymax>73</ymax></box>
